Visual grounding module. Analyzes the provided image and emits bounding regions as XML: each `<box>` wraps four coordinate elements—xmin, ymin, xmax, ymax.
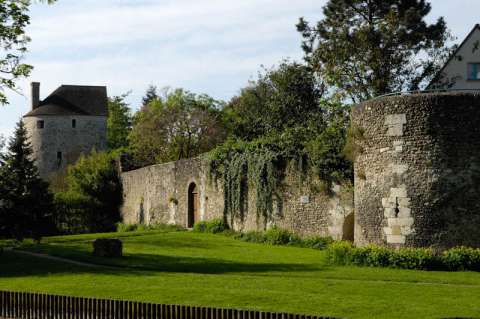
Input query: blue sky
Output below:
<box><xmin>0</xmin><ymin>0</ymin><xmax>478</xmax><ymax>138</ymax></box>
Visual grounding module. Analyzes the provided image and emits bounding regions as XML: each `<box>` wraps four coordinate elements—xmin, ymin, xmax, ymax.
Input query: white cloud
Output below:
<box><xmin>2</xmin><ymin>0</ymin><xmax>479</xmax><ymax>139</ymax></box>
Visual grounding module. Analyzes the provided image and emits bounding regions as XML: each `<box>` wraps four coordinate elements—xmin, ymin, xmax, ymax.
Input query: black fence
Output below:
<box><xmin>0</xmin><ymin>290</ymin><xmax>336</xmax><ymax>319</ymax></box>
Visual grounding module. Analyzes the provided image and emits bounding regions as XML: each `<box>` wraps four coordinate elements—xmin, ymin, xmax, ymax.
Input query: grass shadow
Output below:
<box><xmin>0</xmin><ymin>250</ymin><xmax>324</xmax><ymax>278</ymax></box>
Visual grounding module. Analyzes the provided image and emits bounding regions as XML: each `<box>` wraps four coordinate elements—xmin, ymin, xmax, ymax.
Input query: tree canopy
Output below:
<box><xmin>297</xmin><ymin>0</ymin><xmax>453</xmax><ymax>102</ymax></box>
<box><xmin>0</xmin><ymin>0</ymin><xmax>55</xmax><ymax>105</ymax></box>
<box><xmin>54</xmin><ymin>151</ymin><xmax>122</xmax><ymax>234</ymax></box>
<box><xmin>142</xmin><ymin>84</ymin><xmax>159</xmax><ymax>106</ymax></box>
<box><xmin>107</xmin><ymin>93</ymin><xmax>133</xmax><ymax>150</ymax></box>
<box><xmin>0</xmin><ymin>120</ymin><xmax>54</xmax><ymax>241</ymax></box>
<box><xmin>129</xmin><ymin>88</ymin><xmax>226</xmax><ymax>167</ymax></box>
<box><xmin>223</xmin><ymin>62</ymin><xmax>325</xmax><ymax>141</ymax></box>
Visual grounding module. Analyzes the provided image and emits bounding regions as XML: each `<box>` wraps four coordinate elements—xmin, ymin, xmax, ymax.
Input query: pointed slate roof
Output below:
<box><xmin>427</xmin><ymin>24</ymin><xmax>480</xmax><ymax>89</ymax></box>
<box><xmin>24</xmin><ymin>85</ymin><xmax>108</xmax><ymax>117</ymax></box>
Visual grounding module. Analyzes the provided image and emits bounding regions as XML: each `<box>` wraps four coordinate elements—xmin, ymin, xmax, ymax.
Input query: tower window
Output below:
<box><xmin>72</xmin><ymin>119</ymin><xmax>76</xmax><ymax>128</ymax></box>
<box><xmin>37</xmin><ymin>120</ymin><xmax>44</xmax><ymax>129</ymax></box>
<box><xmin>57</xmin><ymin>151</ymin><xmax>62</xmax><ymax>167</ymax></box>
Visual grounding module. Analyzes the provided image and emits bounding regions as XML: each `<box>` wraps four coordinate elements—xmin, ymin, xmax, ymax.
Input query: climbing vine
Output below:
<box><xmin>209</xmin><ymin>144</ymin><xmax>283</xmax><ymax>223</ymax></box>
<box><xmin>209</xmin><ymin>132</ymin><xmax>354</xmax><ymax>223</ymax></box>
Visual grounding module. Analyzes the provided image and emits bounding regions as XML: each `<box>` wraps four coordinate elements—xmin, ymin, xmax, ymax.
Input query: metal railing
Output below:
<box><xmin>0</xmin><ymin>290</ymin><xmax>336</xmax><ymax>319</ymax></box>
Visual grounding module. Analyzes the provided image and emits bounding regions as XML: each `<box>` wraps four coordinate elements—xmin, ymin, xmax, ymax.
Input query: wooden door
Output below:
<box><xmin>188</xmin><ymin>182</ymin><xmax>198</xmax><ymax>228</ymax></box>
<box><xmin>193</xmin><ymin>191</ymin><xmax>200</xmax><ymax>224</ymax></box>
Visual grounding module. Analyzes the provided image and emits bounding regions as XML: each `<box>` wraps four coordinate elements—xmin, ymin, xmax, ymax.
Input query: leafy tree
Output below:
<box><xmin>0</xmin><ymin>0</ymin><xmax>55</xmax><ymax>105</ymax></box>
<box><xmin>0</xmin><ymin>120</ymin><xmax>54</xmax><ymax>241</ymax></box>
<box><xmin>297</xmin><ymin>0</ymin><xmax>453</xmax><ymax>102</ymax></box>
<box><xmin>130</xmin><ymin>88</ymin><xmax>226</xmax><ymax>167</ymax></box>
<box><xmin>224</xmin><ymin>61</ymin><xmax>324</xmax><ymax>141</ymax></box>
<box><xmin>210</xmin><ymin>62</ymin><xmax>352</xmax><ymax>222</ymax></box>
<box><xmin>55</xmin><ymin>151</ymin><xmax>122</xmax><ymax>233</ymax></box>
<box><xmin>107</xmin><ymin>93</ymin><xmax>133</xmax><ymax>150</ymax></box>
<box><xmin>142</xmin><ymin>84</ymin><xmax>159</xmax><ymax>106</ymax></box>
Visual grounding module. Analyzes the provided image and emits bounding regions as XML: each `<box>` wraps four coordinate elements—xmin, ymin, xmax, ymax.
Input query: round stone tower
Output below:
<box><xmin>23</xmin><ymin>82</ymin><xmax>108</xmax><ymax>179</ymax></box>
<box><xmin>352</xmin><ymin>93</ymin><xmax>480</xmax><ymax>248</ymax></box>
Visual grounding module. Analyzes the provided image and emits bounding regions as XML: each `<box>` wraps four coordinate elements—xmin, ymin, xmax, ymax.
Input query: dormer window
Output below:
<box><xmin>467</xmin><ymin>63</ymin><xmax>480</xmax><ymax>80</ymax></box>
<box><xmin>37</xmin><ymin>120</ymin><xmax>44</xmax><ymax>129</ymax></box>
<box><xmin>72</xmin><ymin>119</ymin><xmax>76</xmax><ymax>128</ymax></box>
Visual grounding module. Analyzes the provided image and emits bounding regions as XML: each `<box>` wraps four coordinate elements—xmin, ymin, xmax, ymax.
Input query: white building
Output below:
<box><xmin>429</xmin><ymin>24</ymin><xmax>480</xmax><ymax>90</ymax></box>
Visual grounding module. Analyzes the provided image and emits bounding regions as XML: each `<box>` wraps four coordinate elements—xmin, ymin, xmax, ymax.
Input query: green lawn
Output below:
<box><xmin>1</xmin><ymin>230</ymin><xmax>480</xmax><ymax>319</ymax></box>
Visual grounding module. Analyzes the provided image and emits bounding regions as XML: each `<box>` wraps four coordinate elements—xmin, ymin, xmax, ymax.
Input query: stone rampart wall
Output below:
<box><xmin>121</xmin><ymin>157</ymin><xmax>354</xmax><ymax>239</ymax></box>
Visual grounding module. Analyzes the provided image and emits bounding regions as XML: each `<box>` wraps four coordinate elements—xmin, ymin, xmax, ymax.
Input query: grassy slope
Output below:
<box><xmin>1</xmin><ymin>230</ymin><xmax>479</xmax><ymax>319</ymax></box>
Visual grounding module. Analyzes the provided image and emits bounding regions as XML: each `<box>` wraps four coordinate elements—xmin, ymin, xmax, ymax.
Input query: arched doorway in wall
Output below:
<box><xmin>187</xmin><ymin>182</ymin><xmax>199</xmax><ymax>228</ymax></box>
<box><xmin>342</xmin><ymin>212</ymin><xmax>355</xmax><ymax>241</ymax></box>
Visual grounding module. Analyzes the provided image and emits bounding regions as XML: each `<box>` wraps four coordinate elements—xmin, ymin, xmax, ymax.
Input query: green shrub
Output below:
<box><xmin>234</xmin><ymin>231</ymin><xmax>266</xmax><ymax>243</ymax></box>
<box><xmin>221</xmin><ymin>229</ymin><xmax>237</xmax><ymax>237</ymax></box>
<box><xmin>193</xmin><ymin>219</ymin><xmax>228</xmax><ymax>234</ymax></box>
<box><xmin>148</xmin><ymin>223</ymin><xmax>185</xmax><ymax>232</ymax></box>
<box><xmin>136</xmin><ymin>224</ymin><xmax>148</xmax><ymax>232</ymax></box>
<box><xmin>364</xmin><ymin>245</ymin><xmax>393</xmax><ymax>267</ymax></box>
<box><xmin>117</xmin><ymin>222</ymin><xmax>185</xmax><ymax>233</ymax></box>
<box><xmin>442</xmin><ymin>246</ymin><xmax>480</xmax><ymax>271</ymax></box>
<box><xmin>264</xmin><ymin>227</ymin><xmax>300</xmax><ymax>245</ymax></box>
<box><xmin>205</xmin><ymin>219</ymin><xmax>228</xmax><ymax>234</ymax></box>
<box><xmin>116</xmin><ymin>223</ymin><xmax>137</xmax><ymax>232</ymax></box>
<box><xmin>54</xmin><ymin>192</ymin><xmax>98</xmax><ymax>234</ymax></box>
<box><xmin>302</xmin><ymin>236</ymin><xmax>334</xmax><ymax>250</ymax></box>
<box><xmin>326</xmin><ymin>241</ymin><xmax>354</xmax><ymax>265</ymax></box>
<box><xmin>349</xmin><ymin>245</ymin><xmax>374</xmax><ymax>266</ymax></box>
<box><xmin>327</xmin><ymin>243</ymin><xmax>472</xmax><ymax>271</ymax></box>
<box><xmin>390</xmin><ymin>248</ymin><xmax>439</xmax><ymax>270</ymax></box>
<box><xmin>55</xmin><ymin>151</ymin><xmax>123</xmax><ymax>234</ymax></box>
<box><xmin>193</xmin><ymin>221</ymin><xmax>208</xmax><ymax>233</ymax></box>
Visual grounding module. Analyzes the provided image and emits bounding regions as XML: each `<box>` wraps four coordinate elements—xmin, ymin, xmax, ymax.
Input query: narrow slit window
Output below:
<box><xmin>72</xmin><ymin>119</ymin><xmax>76</xmax><ymax>128</ymax></box>
<box><xmin>57</xmin><ymin>151</ymin><xmax>62</xmax><ymax>167</ymax></box>
<box><xmin>37</xmin><ymin>120</ymin><xmax>44</xmax><ymax>129</ymax></box>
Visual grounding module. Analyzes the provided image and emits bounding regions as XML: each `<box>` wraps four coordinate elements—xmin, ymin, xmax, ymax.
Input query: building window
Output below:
<box><xmin>72</xmin><ymin>119</ymin><xmax>76</xmax><ymax>128</ymax></box>
<box><xmin>37</xmin><ymin>120</ymin><xmax>44</xmax><ymax>129</ymax></box>
<box><xmin>57</xmin><ymin>151</ymin><xmax>62</xmax><ymax>167</ymax></box>
<box><xmin>468</xmin><ymin>63</ymin><xmax>480</xmax><ymax>80</ymax></box>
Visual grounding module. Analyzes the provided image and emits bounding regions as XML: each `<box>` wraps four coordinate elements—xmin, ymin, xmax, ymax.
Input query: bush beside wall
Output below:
<box><xmin>326</xmin><ymin>241</ymin><xmax>480</xmax><ymax>271</ymax></box>
<box><xmin>193</xmin><ymin>219</ymin><xmax>228</xmax><ymax>234</ymax></box>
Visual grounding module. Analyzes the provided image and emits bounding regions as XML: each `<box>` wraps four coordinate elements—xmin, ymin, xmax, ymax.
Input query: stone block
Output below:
<box><xmin>381</xmin><ymin>197</ymin><xmax>390</xmax><ymax>208</ymax></box>
<box><xmin>398</xmin><ymin>207</ymin><xmax>411</xmax><ymax>218</ymax></box>
<box><xmin>384</xmin><ymin>208</ymin><xmax>396</xmax><ymax>218</ymax></box>
<box><xmin>391</xmin><ymin>225</ymin><xmax>402</xmax><ymax>235</ymax></box>
<box><xmin>393</xmin><ymin>140</ymin><xmax>404</xmax><ymax>146</ymax></box>
<box><xmin>387</xmin><ymin>218</ymin><xmax>400</xmax><ymax>226</ymax></box>
<box><xmin>398</xmin><ymin>217</ymin><xmax>414</xmax><ymax>227</ymax></box>
<box><xmin>391</xmin><ymin>164</ymin><xmax>408</xmax><ymax>175</ymax></box>
<box><xmin>397</xmin><ymin>197</ymin><xmax>411</xmax><ymax>207</ymax></box>
<box><xmin>390</xmin><ymin>186</ymin><xmax>407</xmax><ymax>198</ymax></box>
<box><xmin>385</xmin><ymin>114</ymin><xmax>407</xmax><ymax>125</ymax></box>
<box><xmin>387</xmin><ymin>234</ymin><xmax>406</xmax><ymax>244</ymax></box>
<box><xmin>387</xmin><ymin>125</ymin><xmax>404</xmax><ymax>136</ymax></box>
<box><xmin>387</xmin><ymin>217</ymin><xmax>414</xmax><ymax>227</ymax></box>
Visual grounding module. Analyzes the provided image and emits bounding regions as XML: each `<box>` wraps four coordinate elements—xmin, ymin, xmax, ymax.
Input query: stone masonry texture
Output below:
<box><xmin>352</xmin><ymin>93</ymin><xmax>480</xmax><ymax>248</ymax></box>
<box><xmin>24</xmin><ymin>115</ymin><xmax>107</xmax><ymax>179</ymax></box>
<box><xmin>120</xmin><ymin>157</ymin><xmax>354</xmax><ymax>239</ymax></box>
